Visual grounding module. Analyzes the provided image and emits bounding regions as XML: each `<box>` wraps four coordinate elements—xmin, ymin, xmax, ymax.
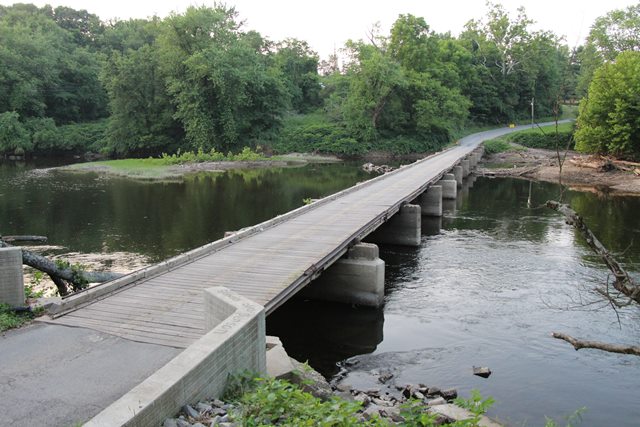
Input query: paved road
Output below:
<box><xmin>0</xmin><ymin>323</ymin><xmax>180</xmax><ymax>426</ymax></box>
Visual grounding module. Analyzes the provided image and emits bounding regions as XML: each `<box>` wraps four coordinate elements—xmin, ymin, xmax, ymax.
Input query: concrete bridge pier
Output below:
<box><xmin>0</xmin><ymin>247</ymin><xmax>24</xmax><ymax>307</ymax></box>
<box><xmin>417</xmin><ymin>185</ymin><xmax>442</xmax><ymax>217</ymax></box>
<box><xmin>436</xmin><ymin>174</ymin><xmax>457</xmax><ymax>200</ymax></box>
<box><xmin>468</xmin><ymin>154</ymin><xmax>478</xmax><ymax>169</ymax></box>
<box><xmin>301</xmin><ymin>243</ymin><xmax>385</xmax><ymax>307</ymax></box>
<box><xmin>452</xmin><ymin>166</ymin><xmax>463</xmax><ymax>187</ymax></box>
<box><xmin>461</xmin><ymin>159</ymin><xmax>471</xmax><ymax>177</ymax></box>
<box><xmin>367</xmin><ymin>204</ymin><xmax>421</xmax><ymax>247</ymax></box>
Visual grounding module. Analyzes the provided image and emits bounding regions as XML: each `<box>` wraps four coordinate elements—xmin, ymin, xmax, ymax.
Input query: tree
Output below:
<box><xmin>575</xmin><ymin>51</ymin><xmax>640</xmax><ymax>159</ymax></box>
<box><xmin>158</xmin><ymin>6</ymin><xmax>288</xmax><ymax>152</ymax></box>
<box><xmin>0</xmin><ymin>111</ymin><xmax>30</xmax><ymax>154</ymax></box>
<box><xmin>577</xmin><ymin>3</ymin><xmax>640</xmax><ymax>96</ymax></box>
<box><xmin>102</xmin><ymin>44</ymin><xmax>182</xmax><ymax>155</ymax></box>
<box><xmin>272</xmin><ymin>39</ymin><xmax>321</xmax><ymax>113</ymax></box>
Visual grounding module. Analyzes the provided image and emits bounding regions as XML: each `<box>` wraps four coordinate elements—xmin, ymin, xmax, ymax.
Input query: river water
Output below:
<box><xmin>2</xmin><ymin>161</ymin><xmax>640</xmax><ymax>426</ymax></box>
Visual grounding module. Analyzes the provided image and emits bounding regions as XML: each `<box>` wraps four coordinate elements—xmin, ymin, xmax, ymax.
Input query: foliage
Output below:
<box><xmin>483</xmin><ymin>139</ymin><xmax>515</xmax><ymax>154</ymax></box>
<box><xmin>0</xmin><ymin>303</ymin><xmax>32</xmax><ymax>332</ymax></box>
<box><xmin>575</xmin><ymin>51</ymin><xmax>640</xmax><ymax>159</ymax></box>
<box><xmin>544</xmin><ymin>407</ymin><xmax>587</xmax><ymax>427</ymax></box>
<box><xmin>577</xmin><ymin>4</ymin><xmax>640</xmax><ymax>96</ymax></box>
<box><xmin>227</xmin><ymin>377</ymin><xmax>383</xmax><ymax>426</ymax></box>
<box><xmin>400</xmin><ymin>389</ymin><xmax>495</xmax><ymax>426</ymax></box>
<box><xmin>507</xmin><ymin>122</ymin><xmax>575</xmax><ymax>150</ymax></box>
<box><xmin>0</xmin><ymin>111</ymin><xmax>31</xmax><ymax>154</ymax></box>
<box><xmin>159</xmin><ymin>147</ymin><xmax>266</xmax><ymax>164</ymax></box>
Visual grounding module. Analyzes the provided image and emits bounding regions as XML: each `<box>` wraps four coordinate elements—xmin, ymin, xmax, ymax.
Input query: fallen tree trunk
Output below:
<box><xmin>0</xmin><ymin>240</ymin><xmax>124</xmax><ymax>296</ymax></box>
<box><xmin>552</xmin><ymin>332</ymin><xmax>640</xmax><ymax>356</ymax></box>
<box><xmin>546</xmin><ymin>200</ymin><xmax>640</xmax><ymax>305</ymax></box>
<box><xmin>0</xmin><ymin>235</ymin><xmax>48</xmax><ymax>243</ymax></box>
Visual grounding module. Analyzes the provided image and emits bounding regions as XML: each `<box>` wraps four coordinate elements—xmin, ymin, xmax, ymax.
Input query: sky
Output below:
<box><xmin>1</xmin><ymin>0</ymin><xmax>638</xmax><ymax>57</ymax></box>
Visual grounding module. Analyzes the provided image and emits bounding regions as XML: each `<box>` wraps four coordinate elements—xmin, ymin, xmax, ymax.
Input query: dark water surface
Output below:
<box><xmin>3</xmin><ymin>160</ymin><xmax>640</xmax><ymax>426</ymax></box>
<box><xmin>269</xmin><ymin>177</ymin><xmax>640</xmax><ymax>427</ymax></box>
<box><xmin>0</xmin><ymin>160</ymin><xmax>369</xmax><ymax>261</ymax></box>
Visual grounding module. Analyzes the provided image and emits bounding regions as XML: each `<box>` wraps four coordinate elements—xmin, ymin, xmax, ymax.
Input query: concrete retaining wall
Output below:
<box><xmin>0</xmin><ymin>247</ymin><xmax>24</xmax><ymax>306</ymax></box>
<box><xmin>85</xmin><ymin>287</ymin><xmax>266</xmax><ymax>427</ymax></box>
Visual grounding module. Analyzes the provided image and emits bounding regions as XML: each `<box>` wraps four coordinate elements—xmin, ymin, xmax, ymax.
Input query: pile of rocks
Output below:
<box><xmin>163</xmin><ymin>399</ymin><xmax>235</xmax><ymax>427</ymax></box>
<box><xmin>362</xmin><ymin>162</ymin><xmax>395</xmax><ymax>174</ymax></box>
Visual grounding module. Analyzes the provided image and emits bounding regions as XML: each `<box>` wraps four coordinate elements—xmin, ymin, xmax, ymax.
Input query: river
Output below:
<box><xmin>2</xmin><ymin>160</ymin><xmax>640</xmax><ymax>426</ymax></box>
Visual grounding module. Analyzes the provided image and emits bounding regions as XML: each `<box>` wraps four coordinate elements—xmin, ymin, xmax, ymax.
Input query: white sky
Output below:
<box><xmin>2</xmin><ymin>0</ymin><xmax>638</xmax><ymax>58</ymax></box>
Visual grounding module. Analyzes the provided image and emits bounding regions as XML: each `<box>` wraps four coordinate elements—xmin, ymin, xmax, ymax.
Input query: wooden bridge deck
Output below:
<box><xmin>44</xmin><ymin>127</ymin><xmax>518</xmax><ymax>348</ymax></box>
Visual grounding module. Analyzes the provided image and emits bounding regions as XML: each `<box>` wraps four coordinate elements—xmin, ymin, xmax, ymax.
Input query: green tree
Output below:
<box><xmin>102</xmin><ymin>44</ymin><xmax>182</xmax><ymax>155</ymax></box>
<box><xmin>0</xmin><ymin>111</ymin><xmax>31</xmax><ymax>154</ymax></box>
<box><xmin>577</xmin><ymin>3</ymin><xmax>640</xmax><ymax>96</ymax></box>
<box><xmin>272</xmin><ymin>39</ymin><xmax>321</xmax><ymax>113</ymax></box>
<box><xmin>575</xmin><ymin>51</ymin><xmax>640</xmax><ymax>159</ymax></box>
<box><xmin>158</xmin><ymin>6</ymin><xmax>288</xmax><ymax>152</ymax></box>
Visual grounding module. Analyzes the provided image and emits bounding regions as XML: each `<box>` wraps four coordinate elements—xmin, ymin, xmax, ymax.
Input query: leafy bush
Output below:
<box><xmin>483</xmin><ymin>139</ymin><xmax>514</xmax><ymax>154</ymax></box>
<box><xmin>509</xmin><ymin>126</ymin><xmax>575</xmax><ymax>150</ymax></box>
<box><xmin>228</xmin><ymin>377</ymin><xmax>378</xmax><ymax>426</ymax></box>
<box><xmin>57</xmin><ymin>120</ymin><xmax>108</xmax><ymax>153</ymax></box>
<box><xmin>159</xmin><ymin>147</ymin><xmax>265</xmax><ymax>165</ymax></box>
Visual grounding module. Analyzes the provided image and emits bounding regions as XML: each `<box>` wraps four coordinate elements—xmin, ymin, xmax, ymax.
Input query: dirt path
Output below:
<box><xmin>480</xmin><ymin>146</ymin><xmax>640</xmax><ymax>195</ymax></box>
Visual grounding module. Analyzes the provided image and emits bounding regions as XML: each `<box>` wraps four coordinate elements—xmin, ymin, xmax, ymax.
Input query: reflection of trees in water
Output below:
<box><xmin>0</xmin><ymin>162</ymin><xmax>369</xmax><ymax>262</ymax></box>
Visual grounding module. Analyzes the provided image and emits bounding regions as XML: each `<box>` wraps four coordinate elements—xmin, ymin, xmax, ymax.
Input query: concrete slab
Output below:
<box><xmin>0</xmin><ymin>323</ymin><xmax>180</xmax><ymax>427</ymax></box>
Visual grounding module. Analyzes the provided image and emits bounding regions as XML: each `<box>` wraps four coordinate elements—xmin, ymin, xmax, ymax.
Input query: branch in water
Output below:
<box><xmin>546</xmin><ymin>200</ymin><xmax>640</xmax><ymax>305</ymax></box>
<box><xmin>552</xmin><ymin>332</ymin><xmax>640</xmax><ymax>357</ymax></box>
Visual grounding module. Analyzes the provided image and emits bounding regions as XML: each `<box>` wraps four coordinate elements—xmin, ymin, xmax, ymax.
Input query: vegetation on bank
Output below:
<box><xmin>0</xmin><ymin>3</ymin><xmax>638</xmax><ymax>160</ymax></box>
<box><xmin>0</xmin><ymin>304</ymin><xmax>34</xmax><ymax>332</ymax></box>
<box><xmin>222</xmin><ymin>375</ymin><xmax>495</xmax><ymax>426</ymax></box>
<box><xmin>484</xmin><ymin>122</ymin><xmax>575</xmax><ymax>154</ymax></box>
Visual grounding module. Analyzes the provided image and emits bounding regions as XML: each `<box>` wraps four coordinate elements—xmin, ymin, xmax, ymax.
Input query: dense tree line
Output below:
<box><xmin>0</xmin><ymin>2</ymin><xmax>637</xmax><ymax>158</ymax></box>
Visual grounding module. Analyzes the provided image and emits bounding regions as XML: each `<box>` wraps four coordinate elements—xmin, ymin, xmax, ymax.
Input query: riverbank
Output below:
<box><xmin>56</xmin><ymin>152</ymin><xmax>342</xmax><ymax>180</ymax></box>
<box><xmin>480</xmin><ymin>145</ymin><xmax>640</xmax><ymax>195</ymax></box>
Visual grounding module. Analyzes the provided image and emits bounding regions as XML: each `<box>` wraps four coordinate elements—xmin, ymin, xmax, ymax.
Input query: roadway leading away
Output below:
<box><xmin>0</xmin><ymin>123</ymin><xmax>562</xmax><ymax>426</ymax></box>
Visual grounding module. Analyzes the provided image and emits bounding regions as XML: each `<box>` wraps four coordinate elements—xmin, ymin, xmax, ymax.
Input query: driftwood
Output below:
<box><xmin>0</xmin><ymin>240</ymin><xmax>123</xmax><ymax>296</ymax></box>
<box><xmin>0</xmin><ymin>235</ymin><xmax>48</xmax><ymax>243</ymax></box>
<box><xmin>552</xmin><ymin>332</ymin><xmax>640</xmax><ymax>356</ymax></box>
<box><xmin>546</xmin><ymin>200</ymin><xmax>640</xmax><ymax>305</ymax></box>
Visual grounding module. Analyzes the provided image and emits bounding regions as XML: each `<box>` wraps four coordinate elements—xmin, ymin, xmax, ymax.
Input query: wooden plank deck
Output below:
<box><xmin>44</xmin><ymin>131</ymin><xmax>498</xmax><ymax>348</ymax></box>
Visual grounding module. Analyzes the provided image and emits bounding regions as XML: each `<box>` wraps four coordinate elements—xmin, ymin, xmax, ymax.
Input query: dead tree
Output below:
<box><xmin>0</xmin><ymin>240</ymin><xmax>124</xmax><ymax>296</ymax></box>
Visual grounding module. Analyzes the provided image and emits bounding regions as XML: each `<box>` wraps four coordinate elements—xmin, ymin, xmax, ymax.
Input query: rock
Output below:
<box><xmin>182</xmin><ymin>404</ymin><xmax>200</xmax><ymax>419</ymax></box>
<box><xmin>163</xmin><ymin>419</ymin><xmax>179</xmax><ymax>427</ymax></box>
<box><xmin>176</xmin><ymin>420</ymin><xmax>191</xmax><ymax>427</ymax></box>
<box><xmin>354</xmin><ymin>393</ymin><xmax>372</xmax><ymax>406</ymax></box>
<box><xmin>288</xmin><ymin>359</ymin><xmax>333</xmax><ymax>401</ymax></box>
<box><xmin>427</xmin><ymin>386</ymin><xmax>441</xmax><ymax>396</ymax></box>
<box><xmin>412</xmin><ymin>391</ymin><xmax>425</xmax><ymax>400</ymax></box>
<box><xmin>196</xmin><ymin>402</ymin><xmax>212</xmax><ymax>414</ymax></box>
<box><xmin>429</xmin><ymin>403</ymin><xmax>502</xmax><ymax>427</ymax></box>
<box><xmin>193</xmin><ymin>423</ymin><xmax>206</xmax><ymax>427</ymax></box>
<box><xmin>366</xmin><ymin>388</ymin><xmax>380</xmax><ymax>396</ymax></box>
<box><xmin>473</xmin><ymin>366</ymin><xmax>492</xmax><ymax>378</ymax></box>
<box><xmin>441</xmin><ymin>388</ymin><xmax>458</xmax><ymax>400</ymax></box>
<box><xmin>218</xmin><ymin>414</ymin><xmax>230</xmax><ymax>423</ymax></box>
<box><xmin>335</xmin><ymin>382</ymin><xmax>352</xmax><ymax>392</ymax></box>
<box><xmin>378</xmin><ymin>372</ymin><xmax>394</xmax><ymax>384</ymax></box>
<box><xmin>210</xmin><ymin>415</ymin><xmax>221</xmax><ymax>426</ymax></box>
<box><xmin>362</xmin><ymin>404</ymin><xmax>384</xmax><ymax>420</ymax></box>
<box><xmin>211</xmin><ymin>399</ymin><xmax>225</xmax><ymax>408</ymax></box>
<box><xmin>372</xmin><ymin>397</ymin><xmax>393</xmax><ymax>407</ymax></box>
<box><xmin>211</xmin><ymin>407</ymin><xmax>227</xmax><ymax>416</ymax></box>
<box><xmin>427</xmin><ymin>397</ymin><xmax>447</xmax><ymax>406</ymax></box>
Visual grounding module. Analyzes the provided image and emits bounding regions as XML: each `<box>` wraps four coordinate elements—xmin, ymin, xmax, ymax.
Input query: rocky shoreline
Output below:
<box><xmin>480</xmin><ymin>146</ymin><xmax>640</xmax><ymax>195</ymax></box>
<box><xmin>163</xmin><ymin>338</ymin><xmax>501</xmax><ymax>426</ymax></box>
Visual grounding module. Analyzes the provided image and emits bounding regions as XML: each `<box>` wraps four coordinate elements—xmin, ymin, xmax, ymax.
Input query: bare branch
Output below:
<box><xmin>552</xmin><ymin>332</ymin><xmax>640</xmax><ymax>356</ymax></box>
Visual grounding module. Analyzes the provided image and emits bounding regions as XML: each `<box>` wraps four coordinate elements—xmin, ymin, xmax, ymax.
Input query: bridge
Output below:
<box><xmin>40</xmin><ymin>127</ymin><xmax>508</xmax><ymax>348</ymax></box>
<box><xmin>0</xmin><ymin>124</ymin><xmax>544</xmax><ymax>426</ymax></box>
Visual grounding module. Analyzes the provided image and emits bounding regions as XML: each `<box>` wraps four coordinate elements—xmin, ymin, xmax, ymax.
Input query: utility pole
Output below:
<box><xmin>531</xmin><ymin>97</ymin><xmax>535</xmax><ymax>128</ymax></box>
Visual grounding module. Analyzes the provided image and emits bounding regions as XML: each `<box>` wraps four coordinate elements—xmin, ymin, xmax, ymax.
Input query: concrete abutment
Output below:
<box><xmin>417</xmin><ymin>185</ymin><xmax>442</xmax><ymax>217</ymax></box>
<box><xmin>0</xmin><ymin>247</ymin><xmax>24</xmax><ymax>306</ymax></box>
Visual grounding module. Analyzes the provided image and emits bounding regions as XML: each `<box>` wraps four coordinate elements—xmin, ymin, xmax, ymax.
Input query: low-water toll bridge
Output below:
<box><xmin>0</xmin><ymin>124</ymin><xmax>546</xmax><ymax>426</ymax></box>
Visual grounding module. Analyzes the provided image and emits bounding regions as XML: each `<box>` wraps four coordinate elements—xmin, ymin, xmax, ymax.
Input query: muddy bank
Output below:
<box><xmin>480</xmin><ymin>147</ymin><xmax>640</xmax><ymax>195</ymax></box>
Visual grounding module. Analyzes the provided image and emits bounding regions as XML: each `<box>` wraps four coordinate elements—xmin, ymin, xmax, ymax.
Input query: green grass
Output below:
<box><xmin>63</xmin><ymin>147</ymin><xmax>269</xmax><ymax>179</ymax></box>
<box><xmin>0</xmin><ymin>304</ymin><xmax>33</xmax><ymax>332</ymax></box>
<box><xmin>485</xmin><ymin>122</ymin><xmax>575</xmax><ymax>152</ymax></box>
